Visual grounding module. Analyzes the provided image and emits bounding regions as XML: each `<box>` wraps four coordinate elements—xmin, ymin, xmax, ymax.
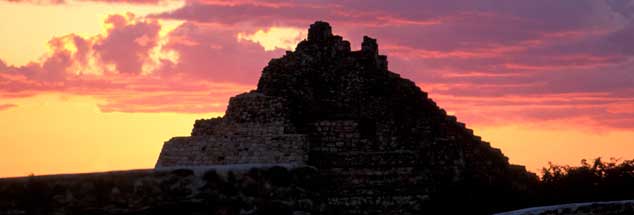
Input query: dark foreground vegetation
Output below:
<box><xmin>538</xmin><ymin>158</ymin><xmax>634</xmax><ymax>205</ymax></box>
<box><xmin>0</xmin><ymin>158</ymin><xmax>632</xmax><ymax>215</ymax></box>
<box><xmin>0</xmin><ymin>167</ymin><xmax>325</xmax><ymax>215</ymax></box>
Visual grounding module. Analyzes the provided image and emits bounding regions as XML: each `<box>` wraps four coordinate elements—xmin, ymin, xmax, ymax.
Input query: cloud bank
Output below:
<box><xmin>1</xmin><ymin>0</ymin><xmax>633</xmax><ymax>129</ymax></box>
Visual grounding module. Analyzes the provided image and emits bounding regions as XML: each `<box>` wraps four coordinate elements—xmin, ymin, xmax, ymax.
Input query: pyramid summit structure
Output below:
<box><xmin>156</xmin><ymin>21</ymin><xmax>537</xmax><ymax>214</ymax></box>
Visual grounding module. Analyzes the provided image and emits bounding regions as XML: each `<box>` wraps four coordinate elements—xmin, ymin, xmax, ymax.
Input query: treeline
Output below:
<box><xmin>537</xmin><ymin>158</ymin><xmax>634</xmax><ymax>204</ymax></box>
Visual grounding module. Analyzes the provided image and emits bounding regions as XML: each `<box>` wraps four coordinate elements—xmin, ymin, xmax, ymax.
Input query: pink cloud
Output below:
<box><xmin>0</xmin><ymin>13</ymin><xmax>256</xmax><ymax>113</ymax></box>
<box><xmin>94</xmin><ymin>14</ymin><xmax>161</xmax><ymax>74</ymax></box>
<box><xmin>0</xmin><ymin>104</ymin><xmax>16</xmax><ymax>111</ymax></box>
<box><xmin>161</xmin><ymin>22</ymin><xmax>285</xmax><ymax>83</ymax></box>
<box><xmin>2</xmin><ymin>0</ymin><xmax>634</xmax><ymax>130</ymax></box>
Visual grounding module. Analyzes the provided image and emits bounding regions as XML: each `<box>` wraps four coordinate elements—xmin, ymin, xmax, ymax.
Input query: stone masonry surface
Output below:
<box><xmin>157</xmin><ymin>92</ymin><xmax>308</xmax><ymax>167</ymax></box>
<box><xmin>155</xmin><ymin>21</ymin><xmax>540</xmax><ymax>214</ymax></box>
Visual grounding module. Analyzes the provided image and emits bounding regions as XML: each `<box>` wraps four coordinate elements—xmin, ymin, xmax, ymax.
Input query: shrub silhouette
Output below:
<box><xmin>539</xmin><ymin>158</ymin><xmax>634</xmax><ymax>204</ymax></box>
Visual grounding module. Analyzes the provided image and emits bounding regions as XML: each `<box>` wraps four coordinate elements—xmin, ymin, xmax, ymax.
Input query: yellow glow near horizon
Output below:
<box><xmin>476</xmin><ymin>125</ymin><xmax>634</xmax><ymax>173</ymax></box>
<box><xmin>1</xmin><ymin>94</ymin><xmax>632</xmax><ymax>177</ymax></box>
<box><xmin>0</xmin><ymin>0</ymin><xmax>184</xmax><ymax>66</ymax></box>
<box><xmin>237</xmin><ymin>27</ymin><xmax>305</xmax><ymax>51</ymax></box>
<box><xmin>0</xmin><ymin>94</ymin><xmax>220</xmax><ymax>178</ymax></box>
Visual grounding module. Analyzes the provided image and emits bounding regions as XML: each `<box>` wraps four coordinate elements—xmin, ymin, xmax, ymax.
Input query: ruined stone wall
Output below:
<box><xmin>224</xmin><ymin>91</ymin><xmax>289</xmax><ymax>124</ymax></box>
<box><xmin>156</xmin><ymin>135</ymin><xmax>308</xmax><ymax>167</ymax></box>
<box><xmin>191</xmin><ymin>92</ymin><xmax>293</xmax><ymax>136</ymax></box>
<box><xmin>307</xmin><ymin>120</ymin><xmax>426</xmax><ymax>214</ymax></box>
<box><xmin>303</xmin><ymin>114</ymin><xmax>531</xmax><ymax>214</ymax></box>
<box><xmin>157</xmin><ymin>92</ymin><xmax>307</xmax><ymax>168</ymax></box>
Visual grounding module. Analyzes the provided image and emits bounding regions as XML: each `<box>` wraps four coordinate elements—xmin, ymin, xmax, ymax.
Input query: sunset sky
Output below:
<box><xmin>1</xmin><ymin>0</ymin><xmax>633</xmax><ymax>178</ymax></box>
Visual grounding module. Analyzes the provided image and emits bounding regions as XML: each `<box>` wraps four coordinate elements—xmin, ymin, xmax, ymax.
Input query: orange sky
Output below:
<box><xmin>0</xmin><ymin>0</ymin><xmax>632</xmax><ymax>177</ymax></box>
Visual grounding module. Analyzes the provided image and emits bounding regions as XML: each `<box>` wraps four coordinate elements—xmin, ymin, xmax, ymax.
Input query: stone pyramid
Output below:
<box><xmin>156</xmin><ymin>21</ymin><xmax>537</xmax><ymax>214</ymax></box>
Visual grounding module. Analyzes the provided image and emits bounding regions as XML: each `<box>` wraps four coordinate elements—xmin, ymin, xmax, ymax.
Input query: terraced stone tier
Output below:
<box><xmin>155</xmin><ymin>21</ymin><xmax>538</xmax><ymax>214</ymax></box>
